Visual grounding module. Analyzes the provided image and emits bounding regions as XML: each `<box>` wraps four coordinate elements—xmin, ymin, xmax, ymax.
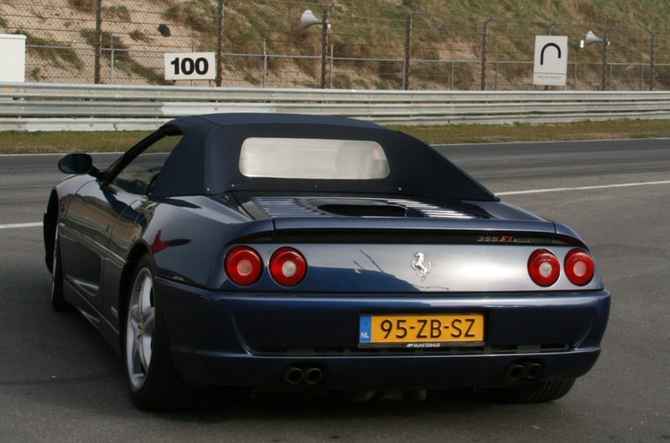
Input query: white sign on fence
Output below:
<box><xmin>164</xmin><ymin>52</ymin><xmax>216</xmax><ymax>81</ymax></box>
<box><xmin>533</xmin><ymin>36</ymin><xmax>568</xmax><ymax>86</ymax></box>
<box><xmin>0</xmin><ymin>34</ymin><xmax>26</xmax><ymax>82</ymax></box>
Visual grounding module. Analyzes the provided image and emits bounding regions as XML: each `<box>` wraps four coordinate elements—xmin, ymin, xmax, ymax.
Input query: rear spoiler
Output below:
<box><xmin>228</xmin><ymin>218</ymin><xmax>586</xmax><ymax>248</ymax></box>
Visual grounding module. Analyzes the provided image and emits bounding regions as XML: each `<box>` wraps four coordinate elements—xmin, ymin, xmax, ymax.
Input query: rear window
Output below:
<box><xmin>239</xmin><ymin>137</ymin><xmax>390</xmax><ymax>180</ymax></box>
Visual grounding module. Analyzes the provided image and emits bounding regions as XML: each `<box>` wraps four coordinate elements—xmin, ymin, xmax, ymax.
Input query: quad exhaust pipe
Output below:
<box><xmin>303</xmin><ymin>367</ymin><xmax>324</xmax><ymax>385</ymax></box>
<box><xmin>284</xmin><ymin>366</ymin><xmax>304</xmax><ymax>384</ymax></box>
<box><xmin>286</xmin><ymin>361</ymin><xmax>541</xmax><ymax>386</ymax></box>
<box><xmin>505</xmin><ymin>361</ymin><xmax>543</xmax><ymax>381</ymax></box>
<box><xmin>284</xmin><ymin>365</ymin><xmax>324</xmax><ymax>385</ymax></box>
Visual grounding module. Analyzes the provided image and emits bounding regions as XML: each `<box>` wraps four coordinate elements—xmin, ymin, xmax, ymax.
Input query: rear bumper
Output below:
<box><xmin>168</xmin><ymin>348</ymin><xmax>602</xmax><ymax>391</ymax></box>
<box><xmin>157</xmin><ymin>277</ymin><xmax>610</xmax><ymax>390</ymax></box>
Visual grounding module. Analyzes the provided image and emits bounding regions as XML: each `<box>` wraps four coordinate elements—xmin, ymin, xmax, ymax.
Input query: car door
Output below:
<box><xmin>101</xmin><ymin>129</ymin><xmax>184</xmax><ymax>328</ymax></box>
<box><xmin>60</xmin><ymin>128</ymin><xmax>182</xmax><ymax>320</ymax></box>
<box><xmin>60</xmin><ymin>178</ymin><xmax>128</xmax><ymax>314</ymax></box>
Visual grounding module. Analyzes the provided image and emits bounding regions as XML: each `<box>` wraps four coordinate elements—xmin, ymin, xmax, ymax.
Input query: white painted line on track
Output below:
<box><xmin>0</xmin><ymin>222</ymin><xmax>43</xmax><ymax>230</ymax></box>
<box><xmin>497</xmin><ymin>180</ymin><xmax>670</xmax><ymax>196</ymax></box>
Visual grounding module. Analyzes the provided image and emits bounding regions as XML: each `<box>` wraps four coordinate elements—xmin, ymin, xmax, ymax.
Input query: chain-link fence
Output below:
<box><xmin>2</xmin><ymin>0</ymin><xmax>670</xmax><ymax>91</ymax></box>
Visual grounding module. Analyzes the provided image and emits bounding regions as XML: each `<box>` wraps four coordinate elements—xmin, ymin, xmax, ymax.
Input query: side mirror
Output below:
<box><xmin>58</xmin><ymin>153</ymin><xmax>93</xmax><ymax>175</ymax></box>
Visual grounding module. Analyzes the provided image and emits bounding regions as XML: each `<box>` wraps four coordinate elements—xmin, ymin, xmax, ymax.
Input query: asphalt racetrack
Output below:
<box><xmin>1</xmin><ymin>138</ymin><xmax>669</xmax><ymax>442</ymax></box>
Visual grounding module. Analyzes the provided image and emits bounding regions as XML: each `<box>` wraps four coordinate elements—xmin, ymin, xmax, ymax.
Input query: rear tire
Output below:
<box><xmin>50</xmin><ymin>226</ymin><xmax>70</xmax><ymax>311</ymax></box>
<box><xmin>480</xmin><ymin>379</ymin><xmax>576</xmax><ymax>404</ymax></box>
<box><xmin>123</xmin><ymin>255</ymin><xmax>203</xmax><ymax>411</ymax></box>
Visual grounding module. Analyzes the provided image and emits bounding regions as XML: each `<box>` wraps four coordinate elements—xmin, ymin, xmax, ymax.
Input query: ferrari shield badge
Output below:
<box><xmin>411</xmin><ymin>252</ymin><xmax>432</xmax><ymax>281</ymax></box>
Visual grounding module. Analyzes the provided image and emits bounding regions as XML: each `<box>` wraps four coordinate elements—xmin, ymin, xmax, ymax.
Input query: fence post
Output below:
<box><xmin>609</xmin><ymin>63</ymin><xmax>613</xmax><ymax>91</ymax></box>
<box><xmin>320</xmin><ymin>3</ymin><xmax>335</xmax><ymax>89</ymax></box>
<box><xmin>329</xmin><ymin>43</ymin><xmax>334</xmax><ymax>88</ymax></box>
<box><xmin>650</xmin><ymin>31</ymin><xmax>660</xmax><ymax>91</ymax></box>
<box><xmin>573</xmin><ymin>52</ymin><xmax>578</xmax><ymax>91</ymax></box>
<box><xmin>601</xmin><ymin>26</ymin><xmax>612</xmax><ymax>91</ymax></box>
<box><xmin>402</xmin><ymin>11</ymin><xmax>417</xmax><ymax>90</ymax></box>
<box><xmin>480</xmin><ymin>17</ymin><xmax>494</xmax><ymax>90</ymax></box>
<box><xmin>109</xmin><ymin>34</ymin><xmax>114</xmax><ymax>84</ymax></box>
<box><xmin>215</xmin><ymin>0</ymin><xmax>227</xmax><ymax>87</ymax></box>
<box><xmin>94</xmin><ymin>0</ymin><xmax>102</xmax><ymax>84</ymax></box>
<box><xmin>546</xmin><ymin>20</ymin><xmax>557</xmax><ymax>36</ymax></box>
<box><xmin>263</xmin><ymin>39</ymin><xmax>267</xmax><ymax>88</ymax></box>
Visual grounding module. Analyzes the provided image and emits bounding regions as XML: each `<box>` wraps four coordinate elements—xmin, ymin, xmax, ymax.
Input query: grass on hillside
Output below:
<box><xmin>0</xmin><ymin>119</ymin><xmax>669</xmax><ymax>155</ymax></box>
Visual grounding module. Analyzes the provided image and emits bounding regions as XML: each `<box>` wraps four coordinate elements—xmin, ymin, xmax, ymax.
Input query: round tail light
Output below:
<box><xmin>269</xmin><ymin>247</ymin><xmax>307</xmax><ymax>287</ymax></box>
<box><xmin>224</xmin><ymin>246</ymin><xmax>262</xmax><ymax>286</ymax></box>
<box><xmin>528</xmin><ymin>249</ymin><xmax>560</xmax><ymax>287</ymax></box>
<box><xmin>564</xmin><ymin>249</ymin><xmax>595</xmax><ymax>286</ymax></box>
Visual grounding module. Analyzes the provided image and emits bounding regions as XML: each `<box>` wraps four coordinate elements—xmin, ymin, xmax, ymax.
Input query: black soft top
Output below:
<box><xmin>150</xmin><ymin>113</ymin><xmax>496</xmax><ymax>201</ymax></box>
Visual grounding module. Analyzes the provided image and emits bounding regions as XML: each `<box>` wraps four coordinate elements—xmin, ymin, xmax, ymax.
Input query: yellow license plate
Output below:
<box><xmin>358</xmin><ymin>314</ymin><xmax>485</xmax><ymax>347</ymax></box>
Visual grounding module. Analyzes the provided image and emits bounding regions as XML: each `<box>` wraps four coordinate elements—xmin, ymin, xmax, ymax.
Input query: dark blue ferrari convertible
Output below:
<box><xmin>44</xmin><ymin>113</ymin><xmax>609</xmax><ymax>410</ymax></box>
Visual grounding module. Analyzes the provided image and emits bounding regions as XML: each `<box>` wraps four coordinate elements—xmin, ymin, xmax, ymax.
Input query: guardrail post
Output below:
<box><xmin>94</xmin><ymin>0</ymin><xmax>102</xmax><ymax>84</ymax></box>
<box><xmin>480</xmin><ymin>17</ymin><xmax>494</xmax><ymax>91</ymax></box>
<box><xmin>215</xmin><ymin>0</ymin><xmax>227</xmax><ymax>87</ymax></box>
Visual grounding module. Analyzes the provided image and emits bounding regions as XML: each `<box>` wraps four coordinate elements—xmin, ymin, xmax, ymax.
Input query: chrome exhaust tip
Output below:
<box><xmin>283</xmin><ymin>366</ymin><xmax>304</xmax><ymax>384</ymax></box>
<box><xmin>523</xmin><ymin>362</ymin><xmax>543</xmax><ymax>380</ymax></box>
<box><xmin>505</xmin><ymin>363</ymin><xmax>526</xmax><ymax>381</ymax></box>
<box><xmin>303</xmin><ymin>367</ymin><xmax>324</xmax><ymax>385</ymax></box>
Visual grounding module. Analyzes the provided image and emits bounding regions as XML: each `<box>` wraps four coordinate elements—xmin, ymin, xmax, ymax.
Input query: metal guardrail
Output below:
<box><xmin>2</xmin><ymin>83</ymin><xmax>670</xmax><ymax>131</ymax></box>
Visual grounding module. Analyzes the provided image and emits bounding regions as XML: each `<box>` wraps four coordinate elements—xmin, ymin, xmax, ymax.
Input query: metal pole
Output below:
<box><xmin>574</xmin><ymin>52</ymin><xmax>578</xmax><ymax>91</ymax></box>
<box><xmin>546</xmin><ymin>20</ymin><xmax>557</xmax><ymax>36</ymax></box>
<box><xmin>190</xmin><ymin>36</ymin><xmax>195</xmax><ymax>86</ymax></box>
<box><xmin>480</xmin><ymin>17</ymin><xmax>494</xmax><ymax>91</ymax></box>
<box><xmin>609</xmin><ymin>63</ymin><xmax>613</xmax><ymax>91</ymax></box>
<box><xmin>94</xmin><ymin>0</ymin><xmax>102</xmax><ymax>84</ymax></box>
<box><xmin>320</xmin><ymin>3</ymin><xmax>335</xmax><ymax>89</ymax></box>
<box><xmin>215</xmin><ymin>0</ymin><xmax>227</xmax><ymax>87</ymax></box>
<box><xmin>601</xmin><ymin>26</ymin><xmax>612</xmax><ymax>91</ymax></box>
<box><xmin>329</xmin><ymin>43</ymin><xmax>334</xmax><ymax>89</ymax></box>
<box><xmin>403</xmin><ymin>11</ymin><xmax>417</xmax><ymax>90</ymax></box>
<box><xmin>650</xmin><ymin>31</ymin><xmax>660</xmax><ymax>91</ymax></box>
<box><xmin>263</xmin><ymin>39</ymin><xmax>267</xmax><ymax>88</ymax></box>
<box><xmin>110</xmin><ymin>34</ymin><xmax>114</xmax><ymax>84</ymax></box>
